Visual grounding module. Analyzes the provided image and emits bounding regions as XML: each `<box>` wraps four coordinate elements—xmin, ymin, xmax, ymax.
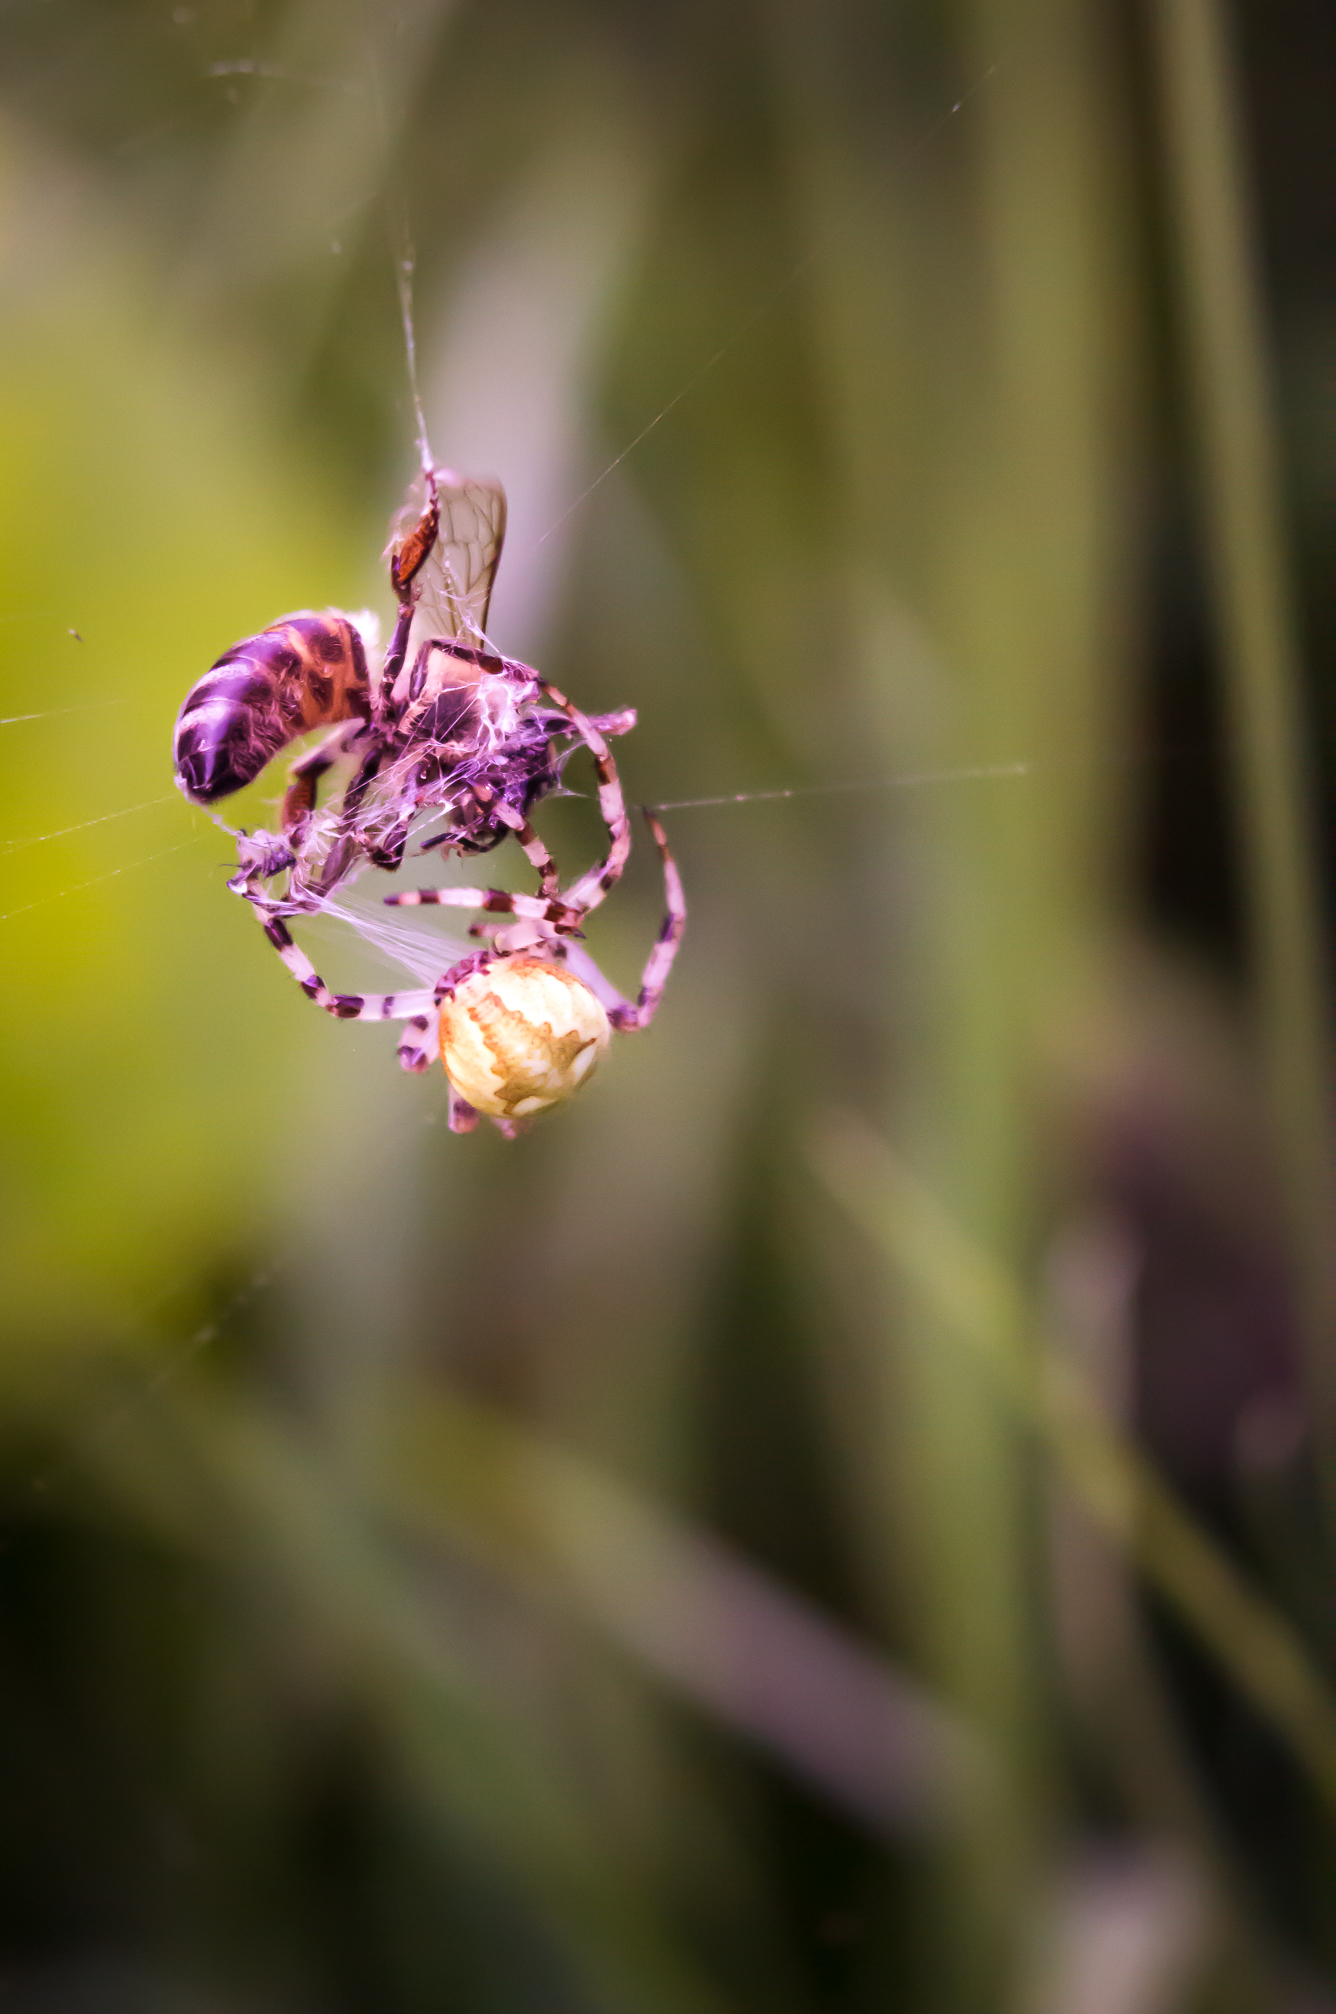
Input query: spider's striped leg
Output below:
<box><xmin>396</xmin><ymin>1011</ymin><xmax>439</xmax><ymax>1073</ymax></box>
<box><xmin>561</xmin><ymin>810</ymin><xmax>686</xmax><ymax>1031</ymax></box>
<box><xmin>449</xmin><ymin>1087</ymin><xmax>479</xmax><ymax>1133</ymax></box>
<box><xmin>388</xmin><ymin>784</ymin><xmax>567</xmax><ymax>924</ymax></box>
<box><xmin>477</xmin><ymin>788</ymin><xmax>560</xmax><ymax>899</ymax></box>
<box><xmin>256</xmin><ymin>912</ymin><xmax>436</xmax><ymax>1024</ymax></box>
<box><xmin>619</xmin><ymin>810</ymin><xmax>686</xmax><ymax>1027</ymax></box>
<box><xmin>535</xmin><ymin>679</ymin><xmax>632</xmax><ymax>919</ymax></box>
<box><xmin>379</xmin><ymin>692</ymin><xmax>630</xmax><ymax>934</ymax></box>
<box><xmin>384</xmin><ymin>885</ymin><xmax>582</xmax><ymax>928</ymax></box>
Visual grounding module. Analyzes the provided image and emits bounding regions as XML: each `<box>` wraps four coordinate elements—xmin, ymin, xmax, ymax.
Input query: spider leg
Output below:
<box><xmin>448</xmin><ymin>1086</ymin><xmax>479</xmax><ymax>1133</ymax></box>
<box><xmin>383</xmin><ymin>675</ymin><xmax>630</xmax><ymax>933</ymax></box>
<box><xmin>396</xmin><ymin>1011</ymin><xmax>439</xmax><ymax>1073</ymax></box>
<box><xmin>388</xmin><ymin>776</ymin><xmax>570</xmax><ymax>923</ymax></box>
<box><xmin>619</xmin><ymin>810</ymin><xmax>687</xmax><ymax>1027</ymax></box>
<box><xmin>534</xmin><ymin>679</ymin><xmax>631</xmax><ymax>919</ymax></box>
<box><xmin>469</xmin><ymin>785</ymin><xmax>560</xmax><ymax>899</ymax></box>
<box><xmin>384</xmin><ymin>885</ymin><xmax>581</xmax><ymax>928</ymax></box>
<box><xmin>560</xmin><ymin>810</ymin><xmax>686</xmax><ymax>1031</ymax></box>
<box><xmin>256</xmin><ymin>912</ymin><xmax>436</xmax><ymax>1023</ymax></box>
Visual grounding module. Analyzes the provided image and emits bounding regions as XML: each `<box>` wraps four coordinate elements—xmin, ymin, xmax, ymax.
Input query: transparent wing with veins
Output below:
<box><xmin>391</xmin><ymin>467</ymin><xmax>508</xmax><ymax>655</ymax></box>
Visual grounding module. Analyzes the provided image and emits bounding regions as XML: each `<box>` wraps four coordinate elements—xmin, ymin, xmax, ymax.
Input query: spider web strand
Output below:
<box><xmin>0</xmin><ymin>698</ymin><xmax>127</xmax><ymax>728</ymax></box>
<box><xmin>2</xmin><ymin>794</ymin><xmax>176</xmax><ymax>854</ymax></box>
<box><xmin>0</xmin><ymin>840</ymin><xmax>192</xmax><ymax>923</ymax></box>
<box><xmin>647</xmin><ymin>761</ymin><xmax>1030</xmax><ymax>813</ymax></box>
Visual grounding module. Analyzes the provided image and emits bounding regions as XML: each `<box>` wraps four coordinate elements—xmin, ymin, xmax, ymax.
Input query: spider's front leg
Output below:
<box><xmin>533</xmin><ymin>678</ymin><xmax>633</xmax><ymax>920</ymax></box>
<box><xmin>473</xmin><ymin>786</ymin><xmax>561</xmax><ymax>900</ymax></box>
<box><xmin>562</xmin><ymin>810</ymin><xmax>686</xmax><ymax>1031</ymax></box>
<box><xmin>380</xmin><ymin>685</ymin><xmax>644</xmax><ymax>940</ymax></box>
<box><xmin>242</xmin><ymin>894</ymin><xmax>452</xmax><ymax>1081</ymax></box>
<box><xmin>612</xmin><ymin>809</ymin><xmax>687</xmax><ymax>1028</ymax></box>
<box><xmin>383</xmin><ymin>782</ymin><xmax>570</xmax><ymax>922</ymax></box>
<box><xmin>252</xmin><ymin>908</ymin><xmax>436</xmax><ymax>1029</ymax></box>
<box><xmin>397</xmin><ymin>681</ymin><xmax>641</xmax><ymax>945</ymax></box>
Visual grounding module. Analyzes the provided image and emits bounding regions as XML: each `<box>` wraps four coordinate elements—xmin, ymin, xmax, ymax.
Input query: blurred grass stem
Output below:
<box><xmin>814</xmin><ymin>1112</ymin><xmax>1336</xmax><ymax>1810</ymax></box>
<box><xmin>389</xmin><ymin>1393</ymin><xmax>995</xmax><ymax>1839</ymax></box>
<box><xmin>91</xmin><ymin>1389</ymin><xmax>736</xmax><ymax>2014</ymax></box>
<box><xmin>1152</xmin><ymin>0</ymin><xmax>1336</xmax><ymax>1515</ymax></box>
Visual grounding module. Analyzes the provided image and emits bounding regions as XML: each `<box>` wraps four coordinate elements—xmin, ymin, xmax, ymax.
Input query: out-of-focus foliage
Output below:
<box><xmin>1</xmin><ymin>2</ymin><xmax>1335</xmax><ymax>2011</ymax></box>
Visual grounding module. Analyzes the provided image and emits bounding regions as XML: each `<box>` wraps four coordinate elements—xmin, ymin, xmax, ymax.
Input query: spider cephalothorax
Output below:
<box><xmin>172</xmin><ymin>464</ymin><xmax>684</xmax><ymax>1135</ymax></box>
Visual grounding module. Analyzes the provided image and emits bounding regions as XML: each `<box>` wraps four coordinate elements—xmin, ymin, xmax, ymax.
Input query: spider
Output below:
<box><xmin>172</xmin><ymin>464</ymin><xmax>685</xmax><ymax>1135</ymax></box>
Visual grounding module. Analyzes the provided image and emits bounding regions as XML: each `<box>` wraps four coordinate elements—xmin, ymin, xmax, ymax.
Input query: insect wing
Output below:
<box><xmin>419</xmin><ymin>470</ymin><xmax>507</xmax><ymax>650</ymax></box>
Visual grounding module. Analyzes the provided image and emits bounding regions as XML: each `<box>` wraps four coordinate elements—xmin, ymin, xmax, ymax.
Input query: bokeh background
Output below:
<box><xmin>2</xmin><ymin>1</ymin><xmax>1335</xmax><ymax>2009</ymax></box>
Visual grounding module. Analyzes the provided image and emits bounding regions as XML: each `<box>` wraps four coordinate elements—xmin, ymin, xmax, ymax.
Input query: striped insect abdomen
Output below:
<box><xmin>173</xmin><ymin>611</ymin><xmax>372</xmax><ymax>804</ymax></box>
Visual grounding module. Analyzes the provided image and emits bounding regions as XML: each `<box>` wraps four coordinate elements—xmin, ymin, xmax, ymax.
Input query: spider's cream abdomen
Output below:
<box><xmin>439</xmin><ymin>957</ymin><xmax>610</xmax><ymax>1118</ymax></box>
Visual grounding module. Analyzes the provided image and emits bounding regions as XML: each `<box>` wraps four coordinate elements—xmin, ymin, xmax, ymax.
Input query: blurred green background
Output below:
<box><xmin>2</xmin><ymin>1</ymin><xmax>1335</xmax><ymax>2009</ymax></box>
